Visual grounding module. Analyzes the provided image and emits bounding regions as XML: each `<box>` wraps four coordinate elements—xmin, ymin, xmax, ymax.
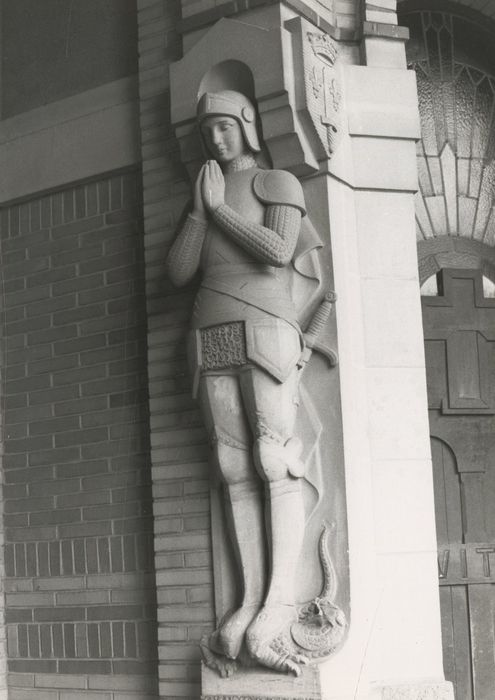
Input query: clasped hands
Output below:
<box><xmin>192</xmin><ymin>160</ymin><xmax>225</xmax><ymax>220</ymax></box>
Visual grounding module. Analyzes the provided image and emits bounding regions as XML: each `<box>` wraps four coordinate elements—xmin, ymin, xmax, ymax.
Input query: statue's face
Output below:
<box><xmin>200</xmin><ymin>115</ymin><xmax>247</xmax><ymax>163</ymax></box>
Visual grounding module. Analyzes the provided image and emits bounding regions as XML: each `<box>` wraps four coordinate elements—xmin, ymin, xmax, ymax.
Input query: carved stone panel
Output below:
<box><xmin>304</xmin><ymin>30</ymin><xmax>341</xmax><ymax>156</ymax></box>
<box><xmin>285</xmin><ymin>16</ymin><xmax>342</xmax><ymax>162</ymax></box>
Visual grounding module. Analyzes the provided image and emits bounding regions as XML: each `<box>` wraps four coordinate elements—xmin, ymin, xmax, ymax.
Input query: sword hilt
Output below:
<box><xmin>304</xmin><ymin>291</ymin><xmax>337</xmax><ymax>349</ymax></box>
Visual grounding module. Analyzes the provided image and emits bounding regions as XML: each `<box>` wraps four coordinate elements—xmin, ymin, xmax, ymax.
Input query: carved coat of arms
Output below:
<box><xmin>303</xmin><ymin>31</ymin><xmax>341</xmax><ymax>157</ymax></box>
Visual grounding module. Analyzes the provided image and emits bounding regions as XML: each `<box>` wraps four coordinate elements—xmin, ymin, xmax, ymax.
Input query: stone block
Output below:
<box><xmin>366</xmin><ymin>368</ymin><xmax>431</xmax><ymax>461</ymax></box>
<box><xmin>361</xmin><ymin>279</ymin><xmax>425</xmax><ymax>368</ymax></box>
<box><xmin>158</xmin><ymin>680</ymin><xmax>199</xmax><ymax>697</ymax></box>
<box><xmin>346</xmin><ymin>66</ymin><xmax>419</xmax><ymax>139</ymax></box>
<box><xmin>351</xmin><ymin>138</ymin><xmax>418</xmax><ymax>191</ymax></box>
<box><xmin>366</xmin><ymin>556</ymin><xmax>446</xmax><ymax>680</ymax></box>
<box><xmin>7</xmin><ymin>673</ymin><xmax>35</xmax><ymax>688</ymax></box>
<box><xmin>367</xmin><ymin>0</ymin><xmax>397</xmax><ymax>10</ymax></box>
<box><xmin>365</xmin><ymin>10</ymin><xmax>398</xmax><ymax>25</ymax></box>
<box><xmin>202</xmin><ymin>664</ymin><xmax>321</xmax><ymax>699</ymax></box>
<box><xmin>362</xmin><ymin>36</ymin><xmax>407</xmax><ymax>68</ymax></box>
<box><xmin>371</xmin><ymin>460</ymin><xmax>437</xmax><ymax>552</ymax></box>
<box><xmin>34</xmin><ymin>674</ymin><xmax>86</xmax><ymax>689</ymax></box>
<box><xmin>9</xmin><ymin>690</ymin><xmax>57</xmax><ymax>700</ymax></box>
<box><xmin>356</xmin><ymin>191</ymin><xmax>418</xmax><ymax>280</ymax></box>
<box><xmin>88</xmin><ymin>673</ymin><xmax>158</xmax><ymax>691</ymax></box>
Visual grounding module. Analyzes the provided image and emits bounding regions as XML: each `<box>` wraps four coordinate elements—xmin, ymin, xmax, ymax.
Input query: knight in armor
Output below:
<box><xmin>166</xmin><ymin>90</ymin><xmax>321</xmax><ymax>674</ymax></box>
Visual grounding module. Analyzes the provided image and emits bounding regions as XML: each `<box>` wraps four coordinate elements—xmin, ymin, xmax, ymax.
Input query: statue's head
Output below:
<box><xmin>197</xmin><ymin>90</ymin><xmax>261</xmax><ymax>162</ymax></box>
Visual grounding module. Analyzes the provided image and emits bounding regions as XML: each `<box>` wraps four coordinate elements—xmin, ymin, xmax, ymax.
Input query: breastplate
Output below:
<box><xmin>200</xmin><ymin>168</ymin><xmax>265</xmax><ymax>269</ymax></box>
<box><xmin>193</xmin><ymin>167</ymin><xmax>297</xmax><ymax>330</ymax></box>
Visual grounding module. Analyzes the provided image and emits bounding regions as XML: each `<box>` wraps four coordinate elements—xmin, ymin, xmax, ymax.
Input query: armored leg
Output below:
<box><xmin>199</xmin><ymin>374</ymin><xmax>267</xmax><ymax>660</ymax></box>
<box><xmin>239</xmin><ymin>367</ymin><xmax>308</xmax><ymax>673</ymax></box>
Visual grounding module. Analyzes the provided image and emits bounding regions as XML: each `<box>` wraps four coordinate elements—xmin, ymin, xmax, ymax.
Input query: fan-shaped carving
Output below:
<box><xmin>404</xmin><ymin>10</ymin><xmax>495</xmax><ymax>245</ymax></box>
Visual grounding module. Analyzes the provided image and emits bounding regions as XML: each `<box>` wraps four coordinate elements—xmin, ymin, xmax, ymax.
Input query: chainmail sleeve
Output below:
<box><xmin>211</xmin><ymin>203</ymin><xmax>301</xmax><ymax>267</ymax></box>
<box><xmin>165</xmin><ymin>214</ymin><xmax>207</xmax><ymax>287</ymax></box>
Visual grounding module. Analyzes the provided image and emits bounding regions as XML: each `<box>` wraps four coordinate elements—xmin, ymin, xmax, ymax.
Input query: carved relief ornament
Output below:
<box><xmin>304</xmin><ymin>31</ymin><xmax>341</xmax><ymax>157</ymax></box>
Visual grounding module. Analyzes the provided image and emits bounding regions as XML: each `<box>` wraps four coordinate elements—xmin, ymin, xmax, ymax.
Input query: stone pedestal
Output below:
<box><xmin>202</xmin><ymin>665</ymin><xmax>321</xmax><ymax>700</ymax></box>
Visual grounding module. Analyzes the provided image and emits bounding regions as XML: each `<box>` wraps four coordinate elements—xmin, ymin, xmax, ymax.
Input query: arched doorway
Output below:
<box><xmin>421</xmin><ymin>267</ymin><xmax>495</xmax><ymax>699</ymax></box>
<box><xmin>401</xmin><ymin>4</ymin><xmax>495</xmax><ymax>698</ymax></box>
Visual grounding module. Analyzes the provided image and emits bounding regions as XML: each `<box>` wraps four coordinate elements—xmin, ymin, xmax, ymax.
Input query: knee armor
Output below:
<box><xmin>211</xmin><ymin>432</ymin><xmax>253</xmax><ymax>485</ymax></box>
<box><xmin>253</xmin><ymin>436</ymin><xmax>305</xmax><ymax>482</ymax></box>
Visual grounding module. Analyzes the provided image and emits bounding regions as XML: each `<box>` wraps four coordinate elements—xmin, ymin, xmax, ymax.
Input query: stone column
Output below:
<box><xmin>147</xmin><ymin>0</ymin><xmax>456</xmax><ymax>697</ymax></box>
<box><xmin>317</xmin><ymin>3</ymin><xmax>454</xmax><ymax>698</ymax></box>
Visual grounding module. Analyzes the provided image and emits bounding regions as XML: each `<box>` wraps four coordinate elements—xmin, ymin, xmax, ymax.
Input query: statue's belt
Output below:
<box><xmin>187</xmin><ymin>316</ymin><xmax>303</xmax><ymax>397</ymax></box>
<box><xmin>200</xmin><ymin>277</ymin><xmax>300</xmax><ymax>334</ymax></box>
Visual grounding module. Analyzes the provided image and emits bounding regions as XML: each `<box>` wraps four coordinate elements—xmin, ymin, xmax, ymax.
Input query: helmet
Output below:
<box><xmin>197</xmin><ymin>90</ymin><xmax>261</xmax><ymax>153</ymax></box>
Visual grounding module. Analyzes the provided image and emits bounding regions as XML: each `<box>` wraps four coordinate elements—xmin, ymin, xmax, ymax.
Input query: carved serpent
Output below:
<box><xmin>242</xmin><ymin>523</ymin><xmax>347</xmax><ymax>675</ymax></box>
<box><xmin>290</xmin><ymin>522</ymin><xmax>347</xmax><ymax>658</ymax></box>
<box><xmin>201</xmin><ymin>522</ymin><xmax>347</xmax><ymax>677</ymax></box>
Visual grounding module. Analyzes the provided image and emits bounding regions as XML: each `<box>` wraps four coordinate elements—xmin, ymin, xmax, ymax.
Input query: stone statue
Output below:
<box><xmin>166</xmin><ymin>90</ymin><xmax>346</xmax><ymax>676</ymax></box>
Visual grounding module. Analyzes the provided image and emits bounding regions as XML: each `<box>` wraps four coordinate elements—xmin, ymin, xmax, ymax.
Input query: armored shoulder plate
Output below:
<box><xmin>253</xmin><ymin>170</ymin><xmax>306</xmax><ymax>216</ymax></box>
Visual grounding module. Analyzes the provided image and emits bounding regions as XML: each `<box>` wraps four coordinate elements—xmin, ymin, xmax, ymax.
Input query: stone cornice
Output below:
<box><xmin>177</xmin><ymin>0</ymin><xmax>358</xmax><ymax>41</ymax></box>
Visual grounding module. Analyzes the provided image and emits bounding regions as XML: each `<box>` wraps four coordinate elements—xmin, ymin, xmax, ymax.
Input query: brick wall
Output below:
<box><xmin>0</xmin><ymin>171</ymin><xmax>159</xmax><ymax>699</ymax></box>
<box><xmin>137</xmin><ymin>1</ymin><xmax>362</xmax><ymax>698</ymax></box>
<box><xmin>137</xmin><ymin>1</ymin><xmax>215</xmax><ymax>698</ymax></box>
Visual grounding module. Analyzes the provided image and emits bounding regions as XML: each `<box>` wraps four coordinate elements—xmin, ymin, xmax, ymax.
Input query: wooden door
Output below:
<box><xmin>422</xmin><ymin>268</ymin><xmax>495</xmax><ymax>700</ymax></box>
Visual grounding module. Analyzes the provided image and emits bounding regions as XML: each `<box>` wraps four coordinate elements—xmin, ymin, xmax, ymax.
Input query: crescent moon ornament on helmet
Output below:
<box><xmin>197</xmin><ymin>90</ymin><xmax>261</xmax><ymax>153</ymax></box>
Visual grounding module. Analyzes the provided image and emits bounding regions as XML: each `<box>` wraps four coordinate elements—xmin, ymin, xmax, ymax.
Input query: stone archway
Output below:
<box><xmin>401</xmin><ymin>5</ymin><xmax>495</xmax><ymax>698</ymax></box>
<box><xmin>400</xmin><ymin>3</ymin><xmax>495</xmax><ymax>247</ymax></box>
<box><xmin>398</xmin><ymin>0</ymin><xmax>495</xmax><ymax>31</ymax></box>
<box><xmin>417</xmin><ymin>237</ymin><xmax>495</xmax><ymax>285</ymax></box>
